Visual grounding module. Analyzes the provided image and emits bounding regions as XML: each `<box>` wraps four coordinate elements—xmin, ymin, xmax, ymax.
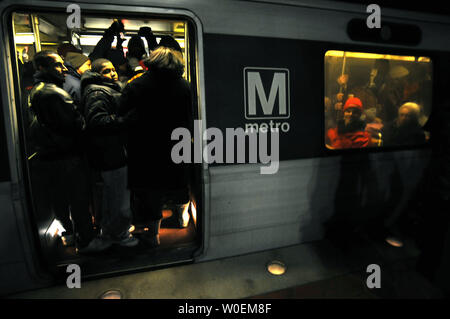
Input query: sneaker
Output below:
<box><xmin>78</xmin><ymin>236</ymin><xmax>113</xmax><ymax>254</ymax></box>
<box><xmin>112</xmin><ymin>233</ymin><xmax>139</xmax><ymax>248</ymax></box>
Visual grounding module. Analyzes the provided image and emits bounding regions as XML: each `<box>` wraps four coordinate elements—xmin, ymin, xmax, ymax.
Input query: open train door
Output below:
<box><xmin>1</xmin><ymin>1</ymin><xmax>207</xmax><ymax>288</ymax></box>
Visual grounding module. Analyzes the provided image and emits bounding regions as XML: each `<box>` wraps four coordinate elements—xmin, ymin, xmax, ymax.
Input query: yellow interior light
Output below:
<box><xmin>325</xmin><ymin>50</ymin><xmax>426</xmax><ymax>62</ymax></box>
<box><xmin>418</xmin><ymin>57</ymin><xmax>431</xmax><ymax>62</ymax></box>
<box><xmin>174</xmin><ymin>23</ymin><xmax>185</xmax><ymax>32</ymax></box>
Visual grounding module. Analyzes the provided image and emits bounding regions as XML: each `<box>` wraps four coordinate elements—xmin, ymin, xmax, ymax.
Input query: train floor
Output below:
<box><xmin>10</xmin><ymin>226</ymin><xmax>449</xmax><ymax>299</ymax></box>
<box><xmin>48</xmin><ymin>209</ymin><xmax>199</xmax><ymax>278</ymax></box>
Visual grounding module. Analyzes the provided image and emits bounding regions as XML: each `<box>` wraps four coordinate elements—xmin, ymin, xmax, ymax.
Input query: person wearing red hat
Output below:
<box><xmin>326</xmin><ymin>97</ymin><xmax>373</xmax><ymax>149</ymax></box>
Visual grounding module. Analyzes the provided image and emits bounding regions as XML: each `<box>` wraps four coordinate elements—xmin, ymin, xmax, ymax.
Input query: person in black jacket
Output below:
<box><xmin>63</xmin><ymin>52</ymin><xmax>91</xmax><ymax>106</ymax></box>
<box><xmin>89</xmin><ymin>20</ymin><xmax>131</xmax><ymax>82</ymax></box>
<box><xmin>28</xmin><ymin>50</ymin><xmax>95</xmax><ymax>250</ymax></box>
<box><xmin>382</xmin><ymin>102</ymin><xmax>426</xmax><ymax>146</ymax></box>
<box><xmin>79</xmin><ymin>58</ymin><xmax>138</xmax><ymax>253</ymax></box>
<box><xmin>119</xmin><ymin>47</ymin><xmax>193</xmax><ymax>247</ymax></box>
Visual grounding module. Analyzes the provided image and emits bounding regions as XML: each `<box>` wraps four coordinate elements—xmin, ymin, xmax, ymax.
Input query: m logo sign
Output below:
<box><xmin>244</xmin><ymin>67</ymin><xmax>290</xmax><ymax>120</ymax></box>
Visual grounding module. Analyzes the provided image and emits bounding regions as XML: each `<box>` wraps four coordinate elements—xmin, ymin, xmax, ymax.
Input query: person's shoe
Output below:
<box><xmin>78</xmin><ymin>235</ymin><xmax>113</xmax><ymax>254</ymax></box>
<box><xmin>113</xmin><ymin>233</ymin><xmax>139</xmax><ymax>248</ymax></box>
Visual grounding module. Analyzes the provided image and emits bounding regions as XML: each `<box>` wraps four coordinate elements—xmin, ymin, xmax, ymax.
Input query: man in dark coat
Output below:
<box><xmin>28</xmin><ymin>50</ymin><xmax>95</xmax><ymax>250</ymax></box>
<box><xmin>382</xmin><ymin>102</ymin><xmax>426</xmax><ymax>146</ymax></box>
<box><xmin>63</xmin><ymin>52</ymin><xmax>91</xmax><ymax>106</ymax></box>
<box><xmin>118</xmin><ymin>47</ymin><xmax>193</xmax><ymax>247</ymax></box>
<box><xmin>79</xmin><ymin>59</ymin><xmax>138</xmax><ymax>253</ymax></box>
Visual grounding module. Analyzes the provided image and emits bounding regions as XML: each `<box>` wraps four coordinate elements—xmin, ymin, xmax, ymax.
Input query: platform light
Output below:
<box><xmin>418</xmin><ymin>57</ymin><xmax>431</xmax><ymax>62</ymax></box>
<box><xmin>267</xmin><ymin>260</ymin><xmax>287</xmax><ymax>276</ymax></box>
<box><xmin>129</xmin><ymin>225</ymin><xmax>135</xmax><ymax>233</ymax></box>
<box><xmin>385</xmin><ymin>236</ymin><xmax>404</xmax><ymax>248</ymax></box>
<box><xmin>100</xmin><ymin>289</ymin><xmax>123</xmax><ymax>299</ymax></box>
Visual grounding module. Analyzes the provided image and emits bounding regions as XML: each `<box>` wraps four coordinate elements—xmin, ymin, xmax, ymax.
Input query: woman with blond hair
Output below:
<box><xmin>119</xmin><ymin>46</ymin><xmax>192</xmax><ymax>247</ymax></box>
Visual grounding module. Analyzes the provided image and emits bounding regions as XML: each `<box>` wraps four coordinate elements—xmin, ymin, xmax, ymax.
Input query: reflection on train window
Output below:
<box><xmin>324</xmin><ymin>50</ymin><xmax>432</xmax><ymax>150</ymax></box>
<box><xmin>11</xmin><ymin>11</ymin><xmax>200</xmax><ymax>272</ymax></box>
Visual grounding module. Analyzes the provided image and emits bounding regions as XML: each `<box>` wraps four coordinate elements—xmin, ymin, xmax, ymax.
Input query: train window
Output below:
<box><xmin>11</xmin><ymin>10</ymin><xmax>200</xmax><ymax>275</ymax></box>
<box><xmin>324</xmin><ymin>50</ymin><xmax>432</xmax><ymax>149</ymax></box>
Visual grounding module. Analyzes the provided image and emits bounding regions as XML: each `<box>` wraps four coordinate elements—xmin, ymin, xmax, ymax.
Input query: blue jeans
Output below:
<box><xmin>100</xmin><ymin>166</ymin><xmax>132</xmax><ymax>238</ymax></box>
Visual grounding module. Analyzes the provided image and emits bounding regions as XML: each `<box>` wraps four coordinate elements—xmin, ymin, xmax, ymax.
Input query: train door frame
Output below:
<box><xmin>0</xmin><ymin>0</ymin><xmax>210</xmax><ymax>281</ymax></box>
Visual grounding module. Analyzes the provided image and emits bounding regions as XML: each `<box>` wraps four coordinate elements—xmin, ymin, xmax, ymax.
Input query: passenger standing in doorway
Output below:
<box><xmin>79</xmin><ymin>58</ymin><xmax>138</xmax><ymax>253</ymax></box>
<box><xmin>119</xmin><ymin>47</ymin><xmax>193</xmax><ymax>247</ymax></box>
<box><xmin>28</xmin><ymin>51</ymin><xmax>95</xmax><ymax>250</ymax></box>
<box><xmin>63</xmin><ymin>52</ymin><xmax>91</xmax><ymax>107</ymax></box>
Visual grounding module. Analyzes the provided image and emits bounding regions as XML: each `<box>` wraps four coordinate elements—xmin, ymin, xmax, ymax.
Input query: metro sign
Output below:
<box><xmin>244</xmin><ymin>67</ymin><xmax>290</xmax><ymax>120</ymax></box>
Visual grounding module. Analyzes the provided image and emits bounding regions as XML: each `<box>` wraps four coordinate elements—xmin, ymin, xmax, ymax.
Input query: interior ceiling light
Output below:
<box><xmin>267</xmin><ymin>260</ymin><xmax>287</xmax><ymax>276</ymax></box>
<box><xmin>100</xmin><ymin>289</ymin><xmax>123</xmax><ymax>299</ymax></box>
<box><xmin>325</xmin><ymin>50</ymin><xmax>430</xmax><ymax>62</ymax></box>
<box><xmin>385</xmin><ymin>236</ymin><xmax>404</xmax><ymax>248</ymax></box>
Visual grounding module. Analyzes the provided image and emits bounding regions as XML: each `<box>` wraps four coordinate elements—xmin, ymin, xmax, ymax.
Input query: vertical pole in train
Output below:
<box><xmin>184</xmin><ymin>22</ymin><xmax>189</xmax><ymax>82</ymax></box>
<box><xmin>30</xmin><ymin>14</ymin><xmax>41</xmax><ymax>52</ymax></box>
<box><xmin>339</xmin><ymin>51</ymin><xmax>347</xmax><ymax>94</ymax></box>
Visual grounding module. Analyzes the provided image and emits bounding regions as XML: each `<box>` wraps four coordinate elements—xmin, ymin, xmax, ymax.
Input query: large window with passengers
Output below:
<box><xmin>11</xmin><ymin>10</ymin><xmax>199</xmax><ymax>271</ymax></box>
<box><xmin>324</xmin><ymin>51</ymin><xmax>432</xmax><ymax>150</ymax></box>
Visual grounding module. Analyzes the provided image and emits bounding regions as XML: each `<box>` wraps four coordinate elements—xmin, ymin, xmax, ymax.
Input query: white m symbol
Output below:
<box><xmin>245</xmin><ymin>68</ymin><xmax>289</xmax><ymax>119</ymax></box>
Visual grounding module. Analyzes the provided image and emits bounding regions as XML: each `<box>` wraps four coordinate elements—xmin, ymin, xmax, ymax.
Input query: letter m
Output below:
<box><xmin>244</xmin><ymin>68</ymin><xmax>290</xmax><ymax>119</ymax></box>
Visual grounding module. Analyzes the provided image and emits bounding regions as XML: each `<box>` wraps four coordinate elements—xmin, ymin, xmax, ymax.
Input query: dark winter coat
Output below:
<box><xmin>382</xmin><ymin>120</ymin><xmax>426</xmax><ymax>146</ymax></box>
<box><xmin>28</xmin><ymin>71</ymin><xmax>85</xmax><ymax>160</ymax></box>
<box><xmin>63</xmin><ymin>63</ymin><xmax>82</xmax><ymax>106</ymax></box>
<box><xmin>81</xmin><ymin>70</ymin><xmax>127</xmax><ymax>171</ymax></box>
<box><xmin>118</xmin><ymin>68</ymin><xmax>192</xmax><ymax>191</ymax></box>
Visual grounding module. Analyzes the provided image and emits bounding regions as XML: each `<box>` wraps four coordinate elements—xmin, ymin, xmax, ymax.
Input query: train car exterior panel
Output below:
<box><xmin>200</xmin><ymin>149</ymin><xmax>430</xmax><ymax>261</ymax></box>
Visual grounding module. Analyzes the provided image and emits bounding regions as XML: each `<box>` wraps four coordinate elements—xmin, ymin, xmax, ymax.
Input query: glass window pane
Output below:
<box><xmin>325</xmin><ymin>50</ymin><xmax>432</xmax><ymax>149</ymax></box>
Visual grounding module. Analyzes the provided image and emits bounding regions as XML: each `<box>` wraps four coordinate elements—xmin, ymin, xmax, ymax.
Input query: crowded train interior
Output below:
<box><xmin>325</xmin><ymin>50</ymin><xmax>432</xmax><ymax>150</ymax></box>
<box><xmin>11</xmin><ymin>10</ymin><xmax>202</xmax><ymax>277</ymax></box>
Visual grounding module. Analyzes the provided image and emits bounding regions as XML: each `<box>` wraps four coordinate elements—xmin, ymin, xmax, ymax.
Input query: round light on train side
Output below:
<box><xmin>267</xmin><ymin>260</ymin><xmax>287</xmax><ymax>276</ymax></box>
<box><xmin>100</xmin><ymin>289</ymin><xmax>123</xmax><ymax>299</ymax></box>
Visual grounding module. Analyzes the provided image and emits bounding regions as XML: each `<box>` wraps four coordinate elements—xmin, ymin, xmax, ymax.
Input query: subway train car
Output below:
<box><xmin>1</xmin><ymin>0</ymin><xmax>450</xmax><ymax>297</ymax></box>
